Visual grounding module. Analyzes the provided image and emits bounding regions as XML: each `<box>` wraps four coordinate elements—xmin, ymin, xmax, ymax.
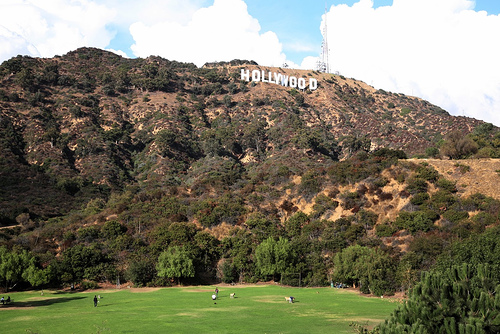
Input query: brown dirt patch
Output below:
<box><xmin>410</xmin><ymin>158</ymin><xmax>500</xmax><ymax>200</ymax></box>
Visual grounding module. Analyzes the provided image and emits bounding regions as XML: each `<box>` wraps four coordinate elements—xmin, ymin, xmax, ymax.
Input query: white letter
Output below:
<box><xmin>309</xmin><ymin>78</ymin><xmax>318</xmax><ymax>90</ymax></box>
<box><xmin>261</xmin><ymin>70</ymin><xmax>268</xmax><ymax>83</ymax></box>
<box><xmin>298</xmin><ymin>78</ymin><xmax>306</xmax><ymax>90</ymax></box>
<box><xmin>274</xmin><ymin>73</ymin><xmax>282</xmax><ymax>85</ymax></box>
<box><xmin>241</xmin><ymin>69</ymin><xmax>250</xmax><ymax>81</ymax></box>
<box><xmin>281</xmin><ymin>75</ymin><xmax>289</xmax><ymax>87</ymax></box>
<box><xmin>252</xmin><ymin>70</ymin><xmax>260</xmax><ymax>82</ymax></box>
<box><xmin>289</xmin><ymin>76</ymin><xmax>297</xmax><ymax>88</ymax></box>
<box><xmin>268</xmin><ymin>72</ymin><xmax>275</xmax><ymax>84</ymax></box>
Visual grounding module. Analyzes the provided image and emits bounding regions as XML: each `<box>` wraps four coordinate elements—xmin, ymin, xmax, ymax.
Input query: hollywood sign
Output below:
<box><xmin>240</xmin><ymin>69</ymin><xmax>318</xmax><ymax>91</ymax></box>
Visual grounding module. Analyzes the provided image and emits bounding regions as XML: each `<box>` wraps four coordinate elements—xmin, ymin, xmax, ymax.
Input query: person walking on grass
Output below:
<box><xmin>94</xmin><ymin>295</ymin><xmax>98</xmax><ymax>307</ymax></box>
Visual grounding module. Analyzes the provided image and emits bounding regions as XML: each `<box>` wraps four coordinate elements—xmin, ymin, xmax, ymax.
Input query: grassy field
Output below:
<box><xmin>0</xmin><ymin>285</ymin><xmax>399</xmax><ymax>333</ymax></box>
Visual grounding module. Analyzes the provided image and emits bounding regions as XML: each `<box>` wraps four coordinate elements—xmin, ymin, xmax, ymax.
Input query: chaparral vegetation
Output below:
<box><xmin>1</xmin><ymin>48</ymin><xmax>500</xmax><ymax>332</ymax></box>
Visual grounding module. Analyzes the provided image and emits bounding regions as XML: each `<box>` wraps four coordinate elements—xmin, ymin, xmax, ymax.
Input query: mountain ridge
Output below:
<box><xmin>0</xmin><ymin>47</ymin><xmax>496</xmax><ymax>222</ymax></box>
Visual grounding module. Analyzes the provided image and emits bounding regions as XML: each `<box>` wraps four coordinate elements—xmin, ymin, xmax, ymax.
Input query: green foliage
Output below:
<box><xmin>126</xmin><ymin>259</ymin><xmax>156</xmax><ymax>287</ymax></box>
<box><xmin>285</xmin><ymin>212</ymin><xmax>309</xmax><ymax>239</ymax></box>
<box><xmin>298</xmin><ymin>170</ymin><xmax>322</xmax><ymax>198</ymax></box>
<box><xmin>394</xmin><ymin>211</ymin><xmax>434</xmax><ymax>234</ymax></box>
<box><xmin>311</xmin><ymin>194</ymin><xmax>338</xmax><ymax>218</ymax></box>
<box><xmin>327</xmin><ymin>149</ymin><xmax>402</xmax><ymax>185</ymax></box>
<box><xmin>442</xmin><ymin>208</ymin><xmax>469</xmax><ymax>223</ymax></box>
<box><xmin>410</xmin><ymin>192</ymin><xmax>430</xmax><ymax>206</ymax></box>
<box><xmin>245</xmin><ymin>213</ymin><xmax>280</xmax><ymax>242</ymax></box>
<box><xmin>415</xmin><ymin>163</ymin><xmax>439</xmax><ymax>182</ymax></box>
<box><xmin>400</xmin><ymin>107</ymin><xmax>411</xmax><ymax>116</ymax></box>
<box><xmin>194</xmin><ymin>194</ymin><xmax>246</xmax><ymax>228</ymax></box>
<box><xmin>333</xmin><ymin>245</ymin><xmax>396</xmax><ymax>296</ymax></box>
<box><xmin>255</xmin><ymin>237</ymin><xmax>293</xmax><ymax>280</ymax></box>
<box><xmin>0</xmin><ymin>246</ymin><xmax>37</xmax><ymax>290</ymax></box>
<box><xmin>405</xmin><ymin>177</ymin><xmax>428</xmax><ymax>195</ymax></box>
<box><xmin>375</xmin><ymin>223</ymin><xmax>397</xmax><ymax>237</ymax></box>
<box><xmin>59</xmin><ymin>244</ymin><xmax>110</xmax><ymax>284</ymax></box>
<box><xmin>425</xmin><ymin>146</ymin><xmax>440</xmax><ymax>158</ymax></box>
<box><xmin>219</xmin><ymin>259</ymin><xmax>237</xmax><ymax>283</ymax></box>
<box><xmin>77</xmin><ymin>226</ymin><xmax>100</xmax><ymax>243</ymax></box>
<box><xmin>437</xmin><ymin>225</ymin><xmax>500</xmax><ymax>272</ymax></box>
<box><xmin>101</xmin><ymin>220</ymin><xmax>127</xmax><ymax>239</ymax></box>
<box><xmin>436</xmin><ymin>177</ymin><xmax>457</xmax><ymax>192</ymax></box>
<box><xmin>440</xmin><ymin>131</ymin><xmax>479</xmax><ymax>159</ymax></box>
<box><xmin>378</xmin><ymin>263</ymin><xmax>500</xmax><ymax>333</ymax></box>
<box><xmin>156</xmin><ymin>246</ymin><xmax>195</xmax><ymax>284</ymax></box>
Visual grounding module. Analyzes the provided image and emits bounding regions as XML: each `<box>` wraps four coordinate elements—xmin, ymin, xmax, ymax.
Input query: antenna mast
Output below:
<box><xmin>318</xmin><ymin>3</ymin><xmax>330</xmax><ymax>73</ymax></box>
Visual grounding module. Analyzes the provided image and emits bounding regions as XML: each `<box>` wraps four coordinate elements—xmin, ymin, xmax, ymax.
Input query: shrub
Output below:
<box><xmin>416</xmin><ymin>164</ymin><xmax>439</xmax><ymax>182</ymax></box>
<box><xmin>410</xmin><ymin>192</ymin><xmax>430</xmax><ymax>206</ymax></box>
<box><xmin>77</xmin><ymin>226</ymin><xmax>100</xmax><ymax>242</ymax></box>
<box><xmin>340</xmin><ymin>191</ymin><xmax>365</xmax><ymax>210</ymax></box>
<box><xmin>436</xmin><ymin>178</ymin><xmax>457</xmax><ymax>192</ymax></box>
<box><xmin>442</xmin><ymin>209</ymin><xmax>469</xmax><ymax>223</ymax></box>
<box><xmin>405</xmin><ymin>177</ymin><xmax>428</xmax><ymax>194</ymax></box>
<box><xmin>375</xmin><ymin>223</ymin><xmax>397</xmax><ymax>237</ymax></box>
<box><xmin>101</xmin><ymin>220</ymin><xmax>127</xmax><ymax>239</ymax></box>
<box><xmin>394</xmin><ymin>211</ymin><xmax>434</xmax><ymax>234</ymax></box>
<box><xmin>80</xmin><ymin>280</ymin><xmax>99</xmax><ymax>290</ymax></box>
<box><xmin>298</xmin><ymin>171</ymin><xmax>321</xmax><ymax>198</ymax></box>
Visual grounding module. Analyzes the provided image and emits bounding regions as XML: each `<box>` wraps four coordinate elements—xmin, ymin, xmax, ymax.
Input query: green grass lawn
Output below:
<box><xmin>0</xmin><ymin>285</ymin><xmax>399</xmax><ymax>333</ymax></box>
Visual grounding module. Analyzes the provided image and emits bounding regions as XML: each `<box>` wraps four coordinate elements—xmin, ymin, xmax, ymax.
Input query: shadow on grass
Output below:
<box><xmin>1</xmin><ymin>296</ymin><xmax>86</xmax><ymax>308</ymax></box>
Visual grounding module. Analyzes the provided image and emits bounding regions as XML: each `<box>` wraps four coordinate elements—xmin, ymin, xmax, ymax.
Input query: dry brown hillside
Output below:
<box><xmin>421</xmin><ymin>159</ymin><xmax>500</xmax><ymax>200</ymax></box>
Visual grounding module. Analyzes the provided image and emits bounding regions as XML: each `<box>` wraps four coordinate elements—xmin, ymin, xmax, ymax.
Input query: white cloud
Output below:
<box><xmin>105</xmin><ymin>48</ymin><xmax>129</xmax><ymax>58</ymax></box>
<box><xmin>321</xmin><ymin>0</ymin><xmax>500</xmax><ymax>126</ymax></box>
<box><xmin>130</xmin><ymin>0</ymin><xmax>287</xmax><ymax>67</ymax></box>
<box><xmin>0</xmin><ymin>0</ymin><xmax>288</xmax><ymax>68</ymax></box>
<box><xmin>300</xmin><ymin>56</ymin><xmax>320</xmax><ymax>70</ymax></box>
<box><xmin>0</xmin><ymin>25</ymin><xmax>37</xmax><ymax>61</ymax></box>
<box><xmin>0</xmin><ymin>0</ymin><xmax>116</xmax><ymax>61</ymax></box>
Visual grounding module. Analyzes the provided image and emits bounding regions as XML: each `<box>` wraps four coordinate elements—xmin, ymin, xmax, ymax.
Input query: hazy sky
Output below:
<box><xmin>1</xmin><ymin>0</ymin><xmax>499</xmax><ymax>126</ymax></box>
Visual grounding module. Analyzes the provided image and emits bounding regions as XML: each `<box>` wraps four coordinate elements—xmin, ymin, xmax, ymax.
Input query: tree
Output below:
<box><xmin>333</xmin><ymin>245</ymin><xmax>396</xmax><ymax>295</ymax></box>
<box><xmin>378</xmin><ymin>264</ymin><xmax>500</xmax><ymax>333</ymax></box>
<box><xmin>60</xmin><ymin>244</ymin><xmax>109</xmax><ymax>285</ymax></box>
<box><xmin>0</xmin><ymin>246</ymin><xmax>33</xmax><ymax>291</ymax></box>
<box><xmin>156</xmin><ymin>246</ymin><xmax>195</xmax><ymax>285</ymax></box>
<box><xmin>23</xmin><ymin>263</ymin><xmax>50</xmax><ymax>295</ymax></box>
<box><xmin>440</xmin><ymin>131</ymin><xmax>478</xmax><ymax>159</ymax></box>
<box><xmin>255</xmin><ymin>237</ymin><xmax>292</xmax><ymax>281</ymax></box>
<box><xmin>126</xmin><ymin>258</ymin><xmax>156</xmax><ymax>287</ymax></box>
<box><xmin>242</xmin><ymin>118</ymin><xmax>267</xmax><ymax>156</ymax></box>
<box><xmin>285</xmin><ymin>212</ymin><xmax>309</xmax><ymax>238</ymax></box>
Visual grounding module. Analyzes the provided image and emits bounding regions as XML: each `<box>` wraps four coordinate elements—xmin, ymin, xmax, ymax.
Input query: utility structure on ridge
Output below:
<box><xmin>317</xmin><ymin>3</ymin><xmax>330</xmax><ymax>73</ymax></box>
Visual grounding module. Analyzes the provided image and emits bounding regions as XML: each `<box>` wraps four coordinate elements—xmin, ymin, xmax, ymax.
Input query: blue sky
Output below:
<box><xmin>1</xmin><ymin>0</ymin><xmax>499</xmax><ymax>126</ymax></box>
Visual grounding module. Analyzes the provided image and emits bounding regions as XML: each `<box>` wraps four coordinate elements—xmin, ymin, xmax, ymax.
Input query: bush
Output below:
<box><xmin>416</xmin><ymin>164</ymin><xmax>439</xmax><ymax>182</ymax></box>
<box><xmin>298</xmin><ymin>171</ymin><xmax>321</xmax><ymax>198</ymax></box>
<box><xmin>340</xmin><ymin>191</ymin><xmax>365</xmax><ymax>210</ymax></box>
<box><xmin>442</xmin><ymin>209</ymin><xmax>469</xmax><ymax>223</ymax></box>
<box><xmin>394</xmin><ymin>211</ymin><xmax>434</xmax><ymax>234</ymax></box>
<box><xmin>436</xmin><ymin>178</ymin><xmax>457</xmax><ymax>192</ymax></box>
<box><xmin>80</xmin><ymin>280</ymin><xmax>99</xmax><ymax>290</ymax></box>
<box><xmin>101</xmin><ymin>220</ymin><xmax>127</xmax><ymax>239</ymax></box>
<box><xmin>406</xmin><ymin>177</ymin><xmax>428</xmax><ymax>194</ymax></box>
<box><xmin>410</xmin><ymin>192</ymin><xmax>430</xmax><ymax>206</ymax></box>
<box><xmin>375</xmin><ymin>223</ymin><xmax>397</xmax><ymax>237</ymax></box>
<box><xmin>77</xmin><ymin>226</ymin><xmax>100</xmax><ymax>242</ymax></box>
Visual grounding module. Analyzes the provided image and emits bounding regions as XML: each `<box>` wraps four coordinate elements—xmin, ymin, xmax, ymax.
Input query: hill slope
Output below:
<box><xmin>1</xmin><ymin>47</ymin><xmax>500</xmax><ymax>292</ymax></box>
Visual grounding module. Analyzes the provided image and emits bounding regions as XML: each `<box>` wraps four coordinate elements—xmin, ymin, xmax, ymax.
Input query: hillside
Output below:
<box><xmin>1</xmin><ymin>48</ymin><xmax>500</xmax><ymax>294</ymax></box>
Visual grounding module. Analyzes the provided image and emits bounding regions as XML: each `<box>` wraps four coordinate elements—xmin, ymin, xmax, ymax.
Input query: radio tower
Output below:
<box><xmin>318</xmin><ymin>3</ymin><xmax>330</xmax><ymax>73</ymax></box>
